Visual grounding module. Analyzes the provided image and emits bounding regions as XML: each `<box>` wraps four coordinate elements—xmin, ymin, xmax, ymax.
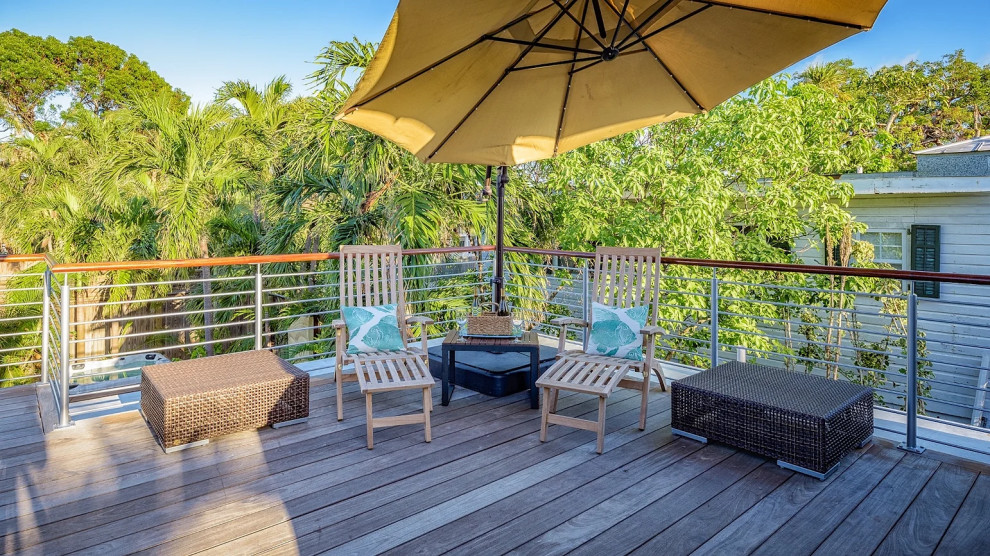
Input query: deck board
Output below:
<box><xmin>0</xmin><ymin>377</ymin><xmax>986</xmax><ymax>556</ymax></box>
<box><xmin>624</xmin><ymin>460</ymin><xmax>793</xmax><ymax>555</ymax></box>
<box><xmin>874</xmin><ymin>464</ymin><xmax>978</xmax><ymax>556</ymax></box>
<box><xmin>812</xmin><ymin>454</ymin><xmax>940</xmax><ymax>555</ymax></box>
<box><xmin>934</xmin><ymin>473</ymin><xmax>990</xmax><ymax>555</ymax></box>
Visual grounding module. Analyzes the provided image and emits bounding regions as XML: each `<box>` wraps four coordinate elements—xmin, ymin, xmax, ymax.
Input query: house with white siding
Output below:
<box><xmin>800</xmin><ymin>137</ymin><xmax>990</xmax><ymax>427</ymax></box>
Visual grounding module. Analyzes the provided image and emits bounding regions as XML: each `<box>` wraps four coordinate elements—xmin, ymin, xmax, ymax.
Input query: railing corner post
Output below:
<box><xmin>899</xmin><ymin>291</ymin><xmax>925</xmax><ymax>454</ymax></box>
<box><xmin>254</xmin><ymin>263</ymin><xmax>264</xmax><ymax>351</ymax></box>
<box><xmin>57</xmin><ymin>273</ymin><xmax>72</xmax><ymax>428</ymax></box>
<box><xmin>710</xmin><ymin>267</ymin><xmax>720</xmax><ymax>370</ymax></box>
<box><xmin>40</xmin><ymin>269</ymin><xmax>51</xmax><ymax>384</ymax></box>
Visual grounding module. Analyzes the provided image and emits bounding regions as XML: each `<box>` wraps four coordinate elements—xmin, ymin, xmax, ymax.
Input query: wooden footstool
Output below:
<box><xmin>141</xmin><ymin>350</ymin><xmax>310</xmax><ymax>452</ymax></box>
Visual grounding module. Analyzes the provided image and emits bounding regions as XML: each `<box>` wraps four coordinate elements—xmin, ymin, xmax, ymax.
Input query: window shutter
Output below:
<box><xmin>911</xmin><ymin>225</ymin><xmax>940</xmax><ymax>298</ymax></box>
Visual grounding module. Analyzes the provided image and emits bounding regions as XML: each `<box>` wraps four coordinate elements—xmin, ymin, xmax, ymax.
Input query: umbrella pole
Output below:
<box><xmin>493</xmin><ymin>165</ymin><xmax>509</xmax><ymax>314</ymax></box>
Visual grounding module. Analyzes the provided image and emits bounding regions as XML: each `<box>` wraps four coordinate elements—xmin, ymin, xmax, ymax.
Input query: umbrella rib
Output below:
<box><xmin>600</xmin><ymin>0</ymin><xmax>705</xmax><ymax>110</ymax></box>
<box><xmin>610</xmin><ymin>0</ymin><xmax>632</xmax><ymax>49</ymax></box>
<box><xmin>591</xmin><ymin>0</ymin><xmax>607</xmax><ymax>38</ymax></box>
<box><xmin>550</xmin><ymin>0</ymin><xmax>608</xmax><ymax>50</ymax></box>
<box><xmin>616</xmin><ymin>0</ymin><xmax>680</xmax><ymax>49</ymax></box>
<box><xmin>621</xmin><ymin>4</ymin><xmax>712</xmax><ymax>49</ymax></box>
<box><xmin>484</xmin><ymin>35</ymin><xmax>601</xmax><ymax>57</ymax></box>
<box><xmin>570</xmin><ymin>47</ymin><xmax>647</xmax><ymax>74</ymax></box>
<box><xmin>347</xmin><ymin>5</ymin><xmax>555</xmax><ymax>111</ymax></box>
<box><xmin>555</xmin><ymin>0</ymin><xmax>594</xmax><ymax>155</ymax></box>
<box><xmin>702</xmin><ymin>1</ymin><xmax>871</xmax><ymax>31</ymax></box>
<box><xmin>511</xmin><ymin>56</ymin><xmax>601</xmax><ymax>72</ymax></box>
<box><xmin>427</xmin><ymin>0</ymin><xmax>582</xmax><ymax>161</ymax></box>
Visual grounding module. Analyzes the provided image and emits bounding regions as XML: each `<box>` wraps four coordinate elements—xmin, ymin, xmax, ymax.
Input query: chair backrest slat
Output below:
<box><xmin>340</xmin><ymin>245</ymin><xmax>408</xmax><ymax>346</ymax></box>
<box><xmin>591</xmin><ymin>247</ymin><xmax>662</xmax><ymax>326</ymax></box>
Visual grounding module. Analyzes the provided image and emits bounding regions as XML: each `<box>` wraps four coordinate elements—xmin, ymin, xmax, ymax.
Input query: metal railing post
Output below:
<box><xmin>255</xmin><ymin>263</ymin><xmax>264</xmax><ymax>350</ymax></box>
<box><xmin>899</xmin><ymin>291</ymin><xmax>925</xmax><ymax>453</ymax></box>
<box><xmin>582</xmin><ymin>260</ymin><xmax>590</xmax><ymax>349</ymax></box>
<box><xmin>40</xmin><ymin>269</ymin><xmax>51</xmax><ymax>384</ymax></box>
<box><xmin>710</xmin><ymin>268</ymin><xmax>720</xmax><ymax>369</ymax></box>
<box><xmin>58</xmin><ymin>273</ymin><xmax>72</xmax><ymax>428</ymax></box>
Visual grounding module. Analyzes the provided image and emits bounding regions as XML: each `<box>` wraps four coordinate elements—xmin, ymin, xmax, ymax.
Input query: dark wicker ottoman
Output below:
<box><xmin>672</xmin><ymin>362</ymin><xmax>873</xmax><ymax>479</ymax></box>
<box><xmin>141</xmin><ymin>350</ymin><xmax>310</xmax><ymax>452</ymax></box>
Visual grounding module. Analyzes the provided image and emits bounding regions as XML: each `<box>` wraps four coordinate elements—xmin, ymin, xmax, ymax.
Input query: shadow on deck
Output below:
<box><xmin>0</xmin><ymin>378</ymin><xmax>987</xmax><ymax>555</ymax></box>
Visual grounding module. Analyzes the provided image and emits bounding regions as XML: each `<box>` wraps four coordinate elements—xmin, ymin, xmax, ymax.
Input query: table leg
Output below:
<box><xmin>529</xmin><ymin>348</ymin><xmax>539</xmax><ymax>409</ymax></box>
<box><xmin>441</xmin><ymin>348</ymin><xmax>451</xmax><ymax>406</ymax></box>
<box><xmin>449</xmin><ymin>350</ymin><xmax>457</xmax><ymax>402</ymax></box>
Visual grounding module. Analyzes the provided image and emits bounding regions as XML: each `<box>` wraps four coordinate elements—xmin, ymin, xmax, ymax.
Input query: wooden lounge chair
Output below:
<box><xmin>332</xmin><ymin>245</ymin><xmax>435</xmax><ymax>449</ymax></box>
<box><xmin>537</xmin><ymin>247</ymin><xmax>666</xmax><ymax>453</ymax></box>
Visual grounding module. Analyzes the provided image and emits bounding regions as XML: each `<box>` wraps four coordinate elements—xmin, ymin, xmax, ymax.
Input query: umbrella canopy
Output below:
<box><xmin>337</xmin><ymin>0</ymin><xmax>888</xmax><ymax>309</ymax></box>
<box><xmin>339</xmin><ymin>0</ymin><xmax>887</xmax><ymax>167</ymax></box>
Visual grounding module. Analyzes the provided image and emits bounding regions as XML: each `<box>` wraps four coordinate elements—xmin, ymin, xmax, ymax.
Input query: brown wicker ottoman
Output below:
<box><xmin>141</xmin><ymin>350</ymin><xmax>310</xmax><ymax>452</ymax></box>
<box><xmin>672</xmin><ymin>362</ymin><xmax>873</xmax><ymax>480</ymax></box>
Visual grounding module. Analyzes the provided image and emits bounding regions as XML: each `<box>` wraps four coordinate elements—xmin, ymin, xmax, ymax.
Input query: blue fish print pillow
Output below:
<box><xmin>587</xmin><ymin>302</ymin><xmax>648</xmax><ymax>361</ymax></box>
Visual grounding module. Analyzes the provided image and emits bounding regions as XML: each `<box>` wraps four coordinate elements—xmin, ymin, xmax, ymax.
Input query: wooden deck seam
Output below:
<box><xmin>868</xmin><ymin>460</ymin><xmax>943</xmax><ymax>554</ymax></box>
<box><xmin>176</xmin><ymin>390</ymin><xmax>660</xmax><ymax>554</ymax></box>
<box><xmin>31</xmin><ymin>389</ymin><xmax>600</xmax><ymax>553</ymax></box>
<box><xmin>133</xmin><ymin>389</ymin><xmax>628</xmax><ymax>555</ymax></box>
<box><xmin>6</xmin><ymin>388</ymin><xmax>540</xmax><ymax>551</ymax></box>
<box><xmin>622</xmin><ymin>459</ymin><xmax>795</xmax><ymax>556</ymax></box>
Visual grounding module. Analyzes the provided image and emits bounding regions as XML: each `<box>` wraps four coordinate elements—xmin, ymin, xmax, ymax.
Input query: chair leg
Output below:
<box><xmin>423</xmin><ymin>387</ymin><xmax>432</xmax><ymax>443</ymax></box>
<box><xmin>639</xmin><ymin>372</ymin><xmax>650</xmax><ymax>431</ymax></box>
<box><xmin>654</xmin><ymin>367</ymin><xmax>667</xmax><ymax>392</ymax></box>
<box><xmin>336</xmin><ymin>368</ymin><xmax>345</xmax><ymax>421</ymax></box>
<box><xmin>596</xmin><ymin>396</ymin><xmax>607</xmax><ymax>454</ymax></box>
<box><xmin>539</xmin><ymin>387</ymin><xmax>551</xmax><ymax>442</ymax></box>
<box><xmin>365</xmin><ymin>393</ymin><xmax>374</xmax><ymax>450</ymax></box>
<box><xmin>549</xmin><ymin>388</ymin><xmax>559</xmax><ymax>413</ymax></box>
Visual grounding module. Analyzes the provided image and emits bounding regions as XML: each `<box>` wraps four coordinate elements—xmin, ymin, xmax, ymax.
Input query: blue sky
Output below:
<box><xmin>2</xmin><ymin>0</ymin><xmax>989</xmax><ymax>104</ymax></box>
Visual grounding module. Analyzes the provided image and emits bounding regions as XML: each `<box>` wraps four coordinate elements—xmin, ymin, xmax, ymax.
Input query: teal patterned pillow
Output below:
<box><xmin>342</xmin><ymin>304</ymin><xmax>405</xmax><ymax>354</ymax></box>
<box><xmin>587</xmin><ymin>302</ymin><xmax>648</xmax><ymax>361</ymax></box>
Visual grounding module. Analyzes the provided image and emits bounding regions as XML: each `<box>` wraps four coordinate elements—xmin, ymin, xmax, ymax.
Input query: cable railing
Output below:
<box><xmin>504</xmin><ymin>246</ymin><xmax>990</xmax><ymax>461</ymax></box>
<box><xmin>2</xmin><ymin>246</ymin><xmax>989</xmax><ymax>464</ymax></box>
<box><xmin>0</xmin><ymin>257</ymin><xmax>46</xmax><ymax>389</ymax></box>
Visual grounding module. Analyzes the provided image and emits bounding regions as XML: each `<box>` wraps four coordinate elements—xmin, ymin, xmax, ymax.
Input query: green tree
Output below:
<box><xmin>68</xmin><ymin>35</ymin><xmax>188</xmax><ymax>114</ymax></box>
<box><xmin>0</xmin><ymin>29</ymin><xmax>71</xmax><ymax>134</ymax></box>
<box><xmin>799</xmin><ymin>51</ymin><xmax>990</xmax><ymax>170</ymax></box>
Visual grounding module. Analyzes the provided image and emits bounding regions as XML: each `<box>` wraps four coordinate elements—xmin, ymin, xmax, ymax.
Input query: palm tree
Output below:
<box><xmin>109</xmin><ymin>95</ymin><xmax>252</xmax><ymax>355</ymax></box>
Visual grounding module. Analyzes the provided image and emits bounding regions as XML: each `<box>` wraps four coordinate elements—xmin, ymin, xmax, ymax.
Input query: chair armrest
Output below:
<box><xmin>640</xmin><ymin>325</ymin><xmax>666</xmax><ymax>337</ymax></box>
<box><xmin>333</xmin><ymin>319</ymin><xmax>347</xmax><ymax>330</ymax></box>
<box><xmin>552</xmin><ymin>317</ymin><xmax>588</xmax><ymax>353</ymax></box>
<box><xmin>551</xmin><ymin>317</ymin><xmax>589</xmax><ymax>328</ymax></box>
<box><xmin>405</xmin><ymin>315</ymin><xmax>431</xmax><ymax>357</ymax></box>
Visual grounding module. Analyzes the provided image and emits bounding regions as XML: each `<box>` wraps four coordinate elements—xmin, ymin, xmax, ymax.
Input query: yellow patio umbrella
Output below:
<box><xmin>338</xmin><ymin>0</ymin><xmax>888</xmax><ymax>306</ymax></box>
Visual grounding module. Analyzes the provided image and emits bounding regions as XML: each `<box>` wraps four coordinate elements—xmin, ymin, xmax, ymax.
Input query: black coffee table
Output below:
<box><xmin>441</xmin><ymin>329</ymin><xmax>542</xmax><ymax>408</ymax></box>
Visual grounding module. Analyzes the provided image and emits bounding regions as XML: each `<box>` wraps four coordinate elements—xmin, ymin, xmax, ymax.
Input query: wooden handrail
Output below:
<box><xmin>51</xmin><ymin>252</ymin><xmax>339</xmax><ymax>273</ymax></box>
<box><xmin>47</xmin><ymin>245</ymin><xmax>495</xmax><ymax>273</ymax></box>
<box><xmin>0</xmin><ymin>254</ymin><xmax>47</xmax><ymax>264</ymax></box>
<box><xmin>16</xmin><ymin>243</ymin><xmax>990</xmax><ymax>286</ymax></box>
<box><xmin>505</xmin><ymin>246</ymin><xmax>990</xmax><ymax>287</ymax></box>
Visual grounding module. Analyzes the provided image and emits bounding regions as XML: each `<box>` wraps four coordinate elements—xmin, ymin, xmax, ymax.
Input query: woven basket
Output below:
<box><xmin>466</xmin><ymin>312</ymin><xmax>514</xmax><ymax>336</ymax></box>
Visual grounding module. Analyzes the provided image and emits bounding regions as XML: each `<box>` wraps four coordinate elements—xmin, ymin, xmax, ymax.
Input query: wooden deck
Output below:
<box><xmin>0</xmin><ymin>377</ymin><xmax>988</xmax><ymax>555</ymax></box>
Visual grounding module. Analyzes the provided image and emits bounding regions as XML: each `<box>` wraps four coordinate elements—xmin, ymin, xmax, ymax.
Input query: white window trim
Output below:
<box><xmin>856</xmin><ymin>228</ymin><xmax>908</xmax><ymax>270</ymax></box>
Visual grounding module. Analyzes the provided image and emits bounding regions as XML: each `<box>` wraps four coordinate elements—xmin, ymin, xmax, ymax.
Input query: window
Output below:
<box><xmin>911</xmin><ymin>225</ymin><xmax>941</xmax><ymax>298</ymax></box>
<box><xmin>860</xmin><ymin>231</ymin><xmax>905</xmax><ymax>269</ymax></box>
